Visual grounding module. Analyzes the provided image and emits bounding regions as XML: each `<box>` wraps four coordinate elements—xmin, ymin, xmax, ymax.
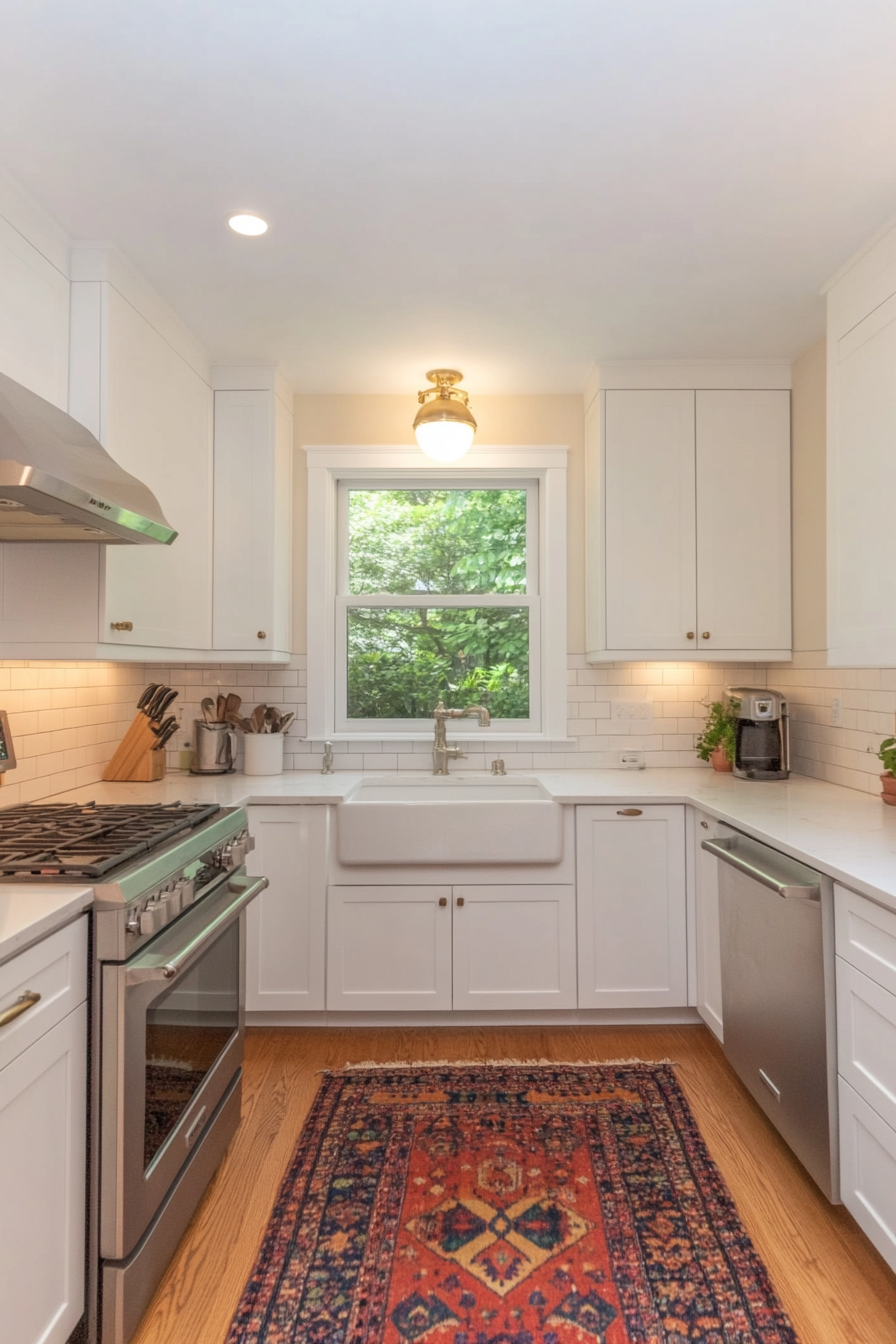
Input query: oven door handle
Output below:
<box><xmin>125</xmin><ymin>875</ymin><xmax>269</xmax><ymax>984</ymax></box>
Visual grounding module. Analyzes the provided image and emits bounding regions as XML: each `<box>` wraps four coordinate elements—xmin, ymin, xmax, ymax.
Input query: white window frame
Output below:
<box><xmin>304</xmin><ymin>444</ymin><xmax>568</xmax><ymax>741</ymax></box>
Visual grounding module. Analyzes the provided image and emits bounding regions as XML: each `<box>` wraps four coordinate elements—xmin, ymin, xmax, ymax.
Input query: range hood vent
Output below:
<box><xmin>0</xmin><ymin>371</ymin><xmax>177</xmax><ymax>544</ymax></box>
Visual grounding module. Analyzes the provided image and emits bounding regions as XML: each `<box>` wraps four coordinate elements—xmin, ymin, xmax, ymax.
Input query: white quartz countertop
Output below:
<box><xmin>32</xmin><ymin>765</ymin><xmax>896</xmax><ymax>912</ymax></box>
<box><xmin>0</xmin><ymin>884</ymin><xmax>93</xmax><ymax>966</ymax></box>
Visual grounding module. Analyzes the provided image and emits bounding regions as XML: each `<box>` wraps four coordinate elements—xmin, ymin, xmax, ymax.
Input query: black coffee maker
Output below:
<box><xmin>728</xmin><ymin>687</ymin><xmax>790</xmax><ymax>780</ymax></box>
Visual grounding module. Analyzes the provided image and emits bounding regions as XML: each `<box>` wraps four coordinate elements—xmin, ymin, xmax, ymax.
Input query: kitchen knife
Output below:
<box><xmin>149</xmin><ymin>687</ymin><xmax>178</xmax><ymax>721</ymax></box>
<box><xmin>151</xmin><ymin>717</ymin><xmax>180</xmax><ymax>750</ymax></box>
<box><xmin>137</xmin><ymin>684</ymin><xmax>160</xmax><ymax>712</ymax></box>
<box><xmin>146</xmin><ymin>685</ymin><xmax>171</xmax><ymax>719</ymax></box>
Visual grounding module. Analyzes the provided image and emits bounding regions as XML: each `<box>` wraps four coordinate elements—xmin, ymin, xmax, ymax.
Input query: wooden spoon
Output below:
<box><xmin>225</xmin><ymin>692</ymin><xmax>242</xmax><ymax>718</ymax></box>
<box><xmin>250</xmin><ymin>704</ymin><xmax>267</xmax><ymax>734</ymax></box>
<box><xmin>279</xmin><ymin>712</ymin><xmax>295</xmax><ymax>734</ymax></box>
<box><xmin>216</xmin><ymin>693</ymin><xmax>226</xmax><ymax>722</ymax></box>
<box><xmin>265</xmin><ymin>707</ymin><xmax>281</xmax><ymax>734</ymax></box>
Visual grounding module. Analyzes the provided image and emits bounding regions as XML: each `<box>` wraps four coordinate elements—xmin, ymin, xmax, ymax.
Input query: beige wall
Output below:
<box><xmin>292</xmin><ymin>394</ymin><xmax>585</xmax><ymax>655</ymax></box>
<box><xmin>791</xmin><ymin>337</ymin><xmax>827</xmax><ymax>652</ymax></box>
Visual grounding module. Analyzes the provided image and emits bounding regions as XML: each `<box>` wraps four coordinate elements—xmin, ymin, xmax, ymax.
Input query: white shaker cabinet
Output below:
<box><xmin>69</xmin><ymin>247</ymin><xmax>214</xmax><ymax>653</ymax></box>
<box><xmin>452</xmin><ymin>885</ymin><xmax>577</xmax><ymax>1011</ymax></box>
<box><xmin>245</xmin><ymin>806</ymin><xmax>327</xmax><ymax>1013</ymax></box>
<box><xmin>327</xmin><ymin>885</ymin><xmax>453</xmax><ymax>1011</ymax></box>
<box><xmin>212</xmin><ymin>371</ymin><xmax>293</xmax><ymax>657</ymax></box>
<box><xmin>576</xmin><ymin>804</ymin><xmax>688</xmax><ymax>1008</ymax></box>
<box><xmin>835</xmin><ymin>883</ymin><xmax>896</xmax><ymax>1270</ymax></box>
<box><xmin>692</xmin><ymin>809</ymin><xmax>724</xmax><ymax>1041</ymax></box>
<box><xmin>826</xmin><ymin>220</ymin><xmax>896</xmax><ymax>665</ymax></box>
<box><xmin>0</xmin><ymin>917</ymin><xmax>88</xmax><ymax>1344</ymax></box>
<box><xmin>586</xmin><ymin>367</ymin><xmax>792</xmax><ymax>662</ymax></box>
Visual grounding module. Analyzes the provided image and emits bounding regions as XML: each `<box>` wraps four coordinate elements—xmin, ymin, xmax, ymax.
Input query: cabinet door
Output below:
<box><xmin>604</xmin><ymin>390</ymin><xmax>696</xmax><ymax>651</ymax></box>
<box><xmin>839</xmin><ymin>1077</ymin><xmax>896</xmax><ymax>1275</ymax></box>
<box><xmin>0</xmin><ymin>1003</ymin><xmax>87</xmax><ymax>1344</ymax></box>
<box><xmin>452</xmin><ymin>885</ymin><xmax>577</xmax><ymax>1010</ymax></box>
<box><xmin>245</xmin><ymin>806</ymin><xmax>326</xmax><ymax>1012</ymax></box>
<box><xmin>829</xmin><ymin>298</ymin><xmax>896</xmax><ymax>665</ymax></box>
<box><xmin>70</xmin><ymin>282</ymin><xmax>213</xmax><ymax>651</ymax></box>
<box><xmin>693</xmin><ymin>810</ymin><xmax>723</xmax><ymax>1041</ymax></box>
<box><xmin>576</xmin><ymin>804</ymin><xmax>688</xmax><ymax>1007</ymax></box>
<box><xmin>327</xmin><ymin>886</ymin><xmax>452</xmax><ymax>1011</ymax></box>
<box><xmin>213</xmin><ymin>389</ymin><xmax>292</xmax><ymax>653</ymax></box>
<box><xmin>695</xmin><ymin>391</ymin><xmax>791</xmax><ymax>652</ymax></box>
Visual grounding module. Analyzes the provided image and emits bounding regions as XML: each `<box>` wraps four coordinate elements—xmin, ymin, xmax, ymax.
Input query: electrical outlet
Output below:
<box><xmin>831</xmin><ymin>697</ymin><xmax>842</xmax><ymax>727</ymax></box>
<box><xmin>619</xmin><ymin>750</ymin><xmax>645</xmax><ymax>769</ymax></box>
<box><xmin>612</xmin><ymin>700</ymin><xmax>653</xmax><ymax>721</ymax></box>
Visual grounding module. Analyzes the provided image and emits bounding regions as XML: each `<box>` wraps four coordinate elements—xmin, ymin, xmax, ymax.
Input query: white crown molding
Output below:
<box><xmin>0</xmin><ymin>162</ymin><xmax>70</xmax><ymax>276</ymax></box>
<box><xmin>212</xmin><ymin>363</ymin><xmax>294</xmax><ymax>409</ymax></box>
<box><xmin>590</xmin><ymin>360</ymin><xmax>791</xmax><ymax>390</ymax></box>
<box><xmin>70</xmin><ymin>241</ymin><xmax>210</xmax><ymax>382</ymax></box>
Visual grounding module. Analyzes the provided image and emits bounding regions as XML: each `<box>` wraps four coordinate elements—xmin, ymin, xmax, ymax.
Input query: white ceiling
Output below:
<box><xmin>2</xmin><ymin>0</ymin><xmax>896</xmax><ymax>393</ymax></box>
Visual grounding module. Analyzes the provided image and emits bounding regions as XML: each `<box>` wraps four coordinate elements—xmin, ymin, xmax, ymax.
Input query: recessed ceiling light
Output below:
<box><xmin>228</xmin><ymin>213</ymin><xmax>268</xmax><ymax>237</ymax></box>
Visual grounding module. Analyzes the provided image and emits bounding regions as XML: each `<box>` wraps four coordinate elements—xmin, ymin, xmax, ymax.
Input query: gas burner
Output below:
<box><xmin>0</xmin><ymin>801</ymin><xmax>221</xmax><ymax>880</ymax></box>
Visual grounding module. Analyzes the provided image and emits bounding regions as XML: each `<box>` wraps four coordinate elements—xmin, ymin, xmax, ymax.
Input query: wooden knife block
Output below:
<box><xmin>102</xmin><ymin>712</ymin><xmax>167</xmax><ymax>782</ymax></box>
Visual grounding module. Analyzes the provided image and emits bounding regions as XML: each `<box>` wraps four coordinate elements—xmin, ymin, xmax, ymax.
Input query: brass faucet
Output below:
<box><xmin>432</xmin><ymin>699</ymin><xmax>491</xmax><ymax>775</ymax></box>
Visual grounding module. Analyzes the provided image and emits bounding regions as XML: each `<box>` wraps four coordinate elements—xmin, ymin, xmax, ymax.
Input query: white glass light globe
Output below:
<box><xmin>228</xmin><ymin>213</ymin><xmax>268</xmax><ymax>236</ymax></box>
<box><xmin>415</xmin><ymin>420</ymin><xmax>475</xmax><ymax>462</ymax></box>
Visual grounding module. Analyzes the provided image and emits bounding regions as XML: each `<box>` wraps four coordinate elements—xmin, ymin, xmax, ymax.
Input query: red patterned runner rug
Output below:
<box><xmin>227</xmin><ymin>1061</ymin><xmax>798</xmax><ymax>1344</ymax></box>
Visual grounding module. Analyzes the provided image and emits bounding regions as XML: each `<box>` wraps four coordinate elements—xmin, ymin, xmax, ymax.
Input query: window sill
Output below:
<box><xmin>302</xmin><ymin>733</ymin><xmax>576</xmax><ymax>745</ymax></box>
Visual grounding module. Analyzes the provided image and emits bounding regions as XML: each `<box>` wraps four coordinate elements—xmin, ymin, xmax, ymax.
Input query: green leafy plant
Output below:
<box><xmin>878</xmin><ymin>737</ymin><xmax>896</xmax><ymax>776</ymax></box>
<box><xmin>694</xmin><ymin>696</ymin><xmax>740</xmax><ymax>763</ymax></box>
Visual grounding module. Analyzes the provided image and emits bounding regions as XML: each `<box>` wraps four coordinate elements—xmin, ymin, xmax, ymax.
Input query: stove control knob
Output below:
<box><xmin>179</xmin><ymin>878</ymin><xmax>195</xmax><ymax>908</ymax></box>
<box><xmin>126</xmin><ymin>910</ymin><xmax>141</xmax><ymax>935</ymax></box>
<box><xmin>139</xmin><ymin>905</ymin><xmax>158</xmax><ymax>936</ymax></box>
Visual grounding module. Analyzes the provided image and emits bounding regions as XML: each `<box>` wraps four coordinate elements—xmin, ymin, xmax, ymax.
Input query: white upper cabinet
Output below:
<box><xmin>586</xmin><ymin>364</ymin><xmax>792</xmax><ymax>662</ymax></box>
<box><xmin>827</xmin><ymin>224</ymin><xmax>896</xmax><ymax>666</ymax></box>
<box><xmin>0</xmin><ymin>174</ymin><xmax>70</xmax><ymax>408</ymax></box>
<box><xmin>695</xmin><ymin>390</ymin><xmax>791</xmax><ymax>652</ymax></box>
<box><xmin>604</xmin><ymin>390</ymin><xmax>697</xmax><ymax>651</ymax></box>
<box><xmin>212</xmin><ymin>371</ymin><xmax>293</xmax><ymax>656</ymax></box>
<box><xmin>69</xmin><ymin>248</ymin><xmax>214</xmax><ymax>653</ymax></box>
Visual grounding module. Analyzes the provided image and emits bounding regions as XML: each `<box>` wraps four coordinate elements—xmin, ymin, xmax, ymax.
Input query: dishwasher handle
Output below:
<box><xmin>701</xmin><ymin>837</ymin><xmax>821</xmax><ymax>901</ymax></box>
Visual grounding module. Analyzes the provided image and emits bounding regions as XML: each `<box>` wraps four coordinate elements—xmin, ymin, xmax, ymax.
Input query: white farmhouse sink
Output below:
<box><xmin>337</xmin><ymin>775</ymin><xmax>563</xmax><ymax>865</ymax></box>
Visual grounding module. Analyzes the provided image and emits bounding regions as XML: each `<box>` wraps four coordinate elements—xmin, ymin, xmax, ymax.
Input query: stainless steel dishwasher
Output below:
<box><xmin>701</xmin><ymin>829</ymin><xmax>839</xmax><ymax>1201</ymax></box>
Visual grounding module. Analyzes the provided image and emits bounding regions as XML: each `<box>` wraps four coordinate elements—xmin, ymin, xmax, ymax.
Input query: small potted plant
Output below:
<box><xmin>695</xmin><ymin>696</ymin><xmax>740</xmax><ymax>772</ymax></box>
<box><xmin>878</xmin><ymin>738</ymin><xmax>896</xmax><ymax>805</ymax></box>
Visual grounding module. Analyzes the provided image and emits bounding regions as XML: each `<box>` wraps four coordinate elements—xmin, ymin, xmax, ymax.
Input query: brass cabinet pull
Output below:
<box><xmin>702</xmin><ymin>631</ymin><xmax>710</xmax><ymax>639</ymax></box>
<box><xmin>456</xmin><ymin>896</ymin><xmax>465</xmax><ymax>907</ymax></box>
<box><xmin>438</xmin><ymin>896</ymin><xmax>447</xmax><ymax>907</ymax></box>
<box><xmin>686</xmin><ymin>631</ymin><xmax>695</xmax><ymax>639</ymax></box>
<box><xmin>110</xmin><ymin>621</ymin><xmax>133</xmax><ymax>632</ymax></box>
<box><xmin>257</xmin><ymin>631</ymin><xmax>267</xmax><ymax>640</ymax></box>
<box><xmin>0</xmin><ymin>990</ymin><xmax>41</xmax><ymax>1029</ymax></box>
<box><xmin>617</xmin><ymin>808</ymin><xmax>643</xmax><ymax>817</ymax></box>
<box><xmin>701</xmin><ymin>820</ymin><xmax>709</xmax><ymax>829</ymax></box>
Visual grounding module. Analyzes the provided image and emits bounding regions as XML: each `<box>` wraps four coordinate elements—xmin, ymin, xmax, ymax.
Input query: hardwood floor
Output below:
<box><xmin>131</xmin><ymin>1025</ymin><xmax>896</xmax><ymax>1344</ymax></box>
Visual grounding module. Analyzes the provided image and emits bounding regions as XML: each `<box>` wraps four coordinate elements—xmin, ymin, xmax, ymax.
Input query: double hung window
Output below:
<box><xmin>304</xmin><ymin>446</ymin><xmax>567</xmax><ymax>740</ymax></box>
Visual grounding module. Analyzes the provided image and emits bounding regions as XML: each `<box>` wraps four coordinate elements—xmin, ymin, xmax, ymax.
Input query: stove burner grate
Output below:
<box><xmin>0</xmin><ymin>801</ymin><xmax>221</xmax><ymax>880</ymax></box>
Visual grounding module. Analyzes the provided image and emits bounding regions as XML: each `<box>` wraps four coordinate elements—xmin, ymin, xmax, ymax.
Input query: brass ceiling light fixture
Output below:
<box><xmin>413</xmin><ymin>369</ymin><xmax>477</xmax><ymax>462</ymax></box>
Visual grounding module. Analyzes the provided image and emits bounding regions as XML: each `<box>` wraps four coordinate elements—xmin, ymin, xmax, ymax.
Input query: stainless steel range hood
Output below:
<box><xmin>0</xmin><ymin>370</ymin><xmax>177</xmax><ymax>544</ymax></box>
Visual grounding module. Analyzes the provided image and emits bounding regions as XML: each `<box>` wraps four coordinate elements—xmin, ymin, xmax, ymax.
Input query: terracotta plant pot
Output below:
<box><xmin>880</xmin><ymin>773</ymin><xmax>896</xmax><ymax>805</ymax></box>
<box><xmin>710</xmin><ymin>746</ymin><xmax>734</xmax><ymax>773</ymax></box>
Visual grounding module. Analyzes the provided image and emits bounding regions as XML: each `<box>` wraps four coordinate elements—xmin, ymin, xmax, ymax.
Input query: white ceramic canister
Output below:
<box><xmin>243</xmin><ymin>731</ymin><xmax>284</xmax><ymax>776</ymax></box>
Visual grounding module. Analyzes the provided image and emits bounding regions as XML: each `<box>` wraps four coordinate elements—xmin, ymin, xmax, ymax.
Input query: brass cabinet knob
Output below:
<box><xmin>686</xmin><ymin>631</ymin><xmax>695</xmax><ymax>639</ymax></box>
<box><xmin>456</xmin><ymin>896</ymin><xmax>465</xmax><ymax>907</ymax></box>
<box><xmin>257</xmin><ymin>631</ymin><xmax>267</xmax><ymax>640</ymax></box>
<box><xmin>438</xmin><ymin>897</ymin><xmax>447</xmax><ymax>907</ymax></box>
<box><xmin>110</xmin><ymin>621</ymin><xmax>133</xmax><ymax>632</ymax></box>
<box><xmin>702</xmin><ymin>631</ymin><xmax>710</xmax><ymax>639</ymax></box>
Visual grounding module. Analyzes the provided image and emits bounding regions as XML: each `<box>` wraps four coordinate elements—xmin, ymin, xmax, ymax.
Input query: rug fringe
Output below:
<box><xmin>330</xmin><ymin>1057</ymin><xmax>678</xmax><ymax>1072</ymax></box>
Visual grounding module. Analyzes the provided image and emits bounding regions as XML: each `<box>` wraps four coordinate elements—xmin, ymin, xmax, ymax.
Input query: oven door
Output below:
<box><xmin>100</xmin><ymin>870</ymin><xmax>267</xmax><ymax>1260</ymax></box>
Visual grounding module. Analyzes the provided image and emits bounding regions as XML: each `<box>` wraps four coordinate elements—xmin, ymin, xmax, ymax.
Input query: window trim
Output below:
<box><xmin>304</xmin><ymin>444</ymin><xmax>568</xmax><ymax>741</ymax></box>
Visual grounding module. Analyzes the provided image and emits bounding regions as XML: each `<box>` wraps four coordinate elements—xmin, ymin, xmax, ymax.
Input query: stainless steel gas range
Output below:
<box><xmin>0</xmin><ymin>801</ymin><xmax>268</xmax><ymax>1344</ymax></box>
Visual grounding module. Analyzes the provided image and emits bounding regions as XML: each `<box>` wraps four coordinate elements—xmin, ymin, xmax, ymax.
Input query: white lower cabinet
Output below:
<box><xmin>835</xmin><ymin>882</ymin><xmax>896</xmax><ymax>1271</ymax></box>
<box><xmin>327</xmin><ymin>886</ymin><xmax>453</xmax><ymax>1011</ymax></box>
<box><xmin>326</xmin><ymin>882</ymin><xmax>577</xmax><ymax>1012</ymax></box>
<box><xmin>245</xmin><ymin>806</ymin><xmax>327</xmax><ymax>1012</ymax></box>
<box><xmin>576</xmin><ymin>804</ymin><xmax>688</xmax><ymax>1008</ymax></box>
<box><xmin>693</xmin><ymin>809</ymin><xmax>724</xmax><ymax>1041</ymax></box>
<box><xmin>452</xmin><ymin>885</ymin><xmax>577</xmax><ymax>1010</ymax></box>
<box><xmin>0</xmin><ymin>918</ymin><xmax>88</xmax><ymax>1344</ymax></box>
